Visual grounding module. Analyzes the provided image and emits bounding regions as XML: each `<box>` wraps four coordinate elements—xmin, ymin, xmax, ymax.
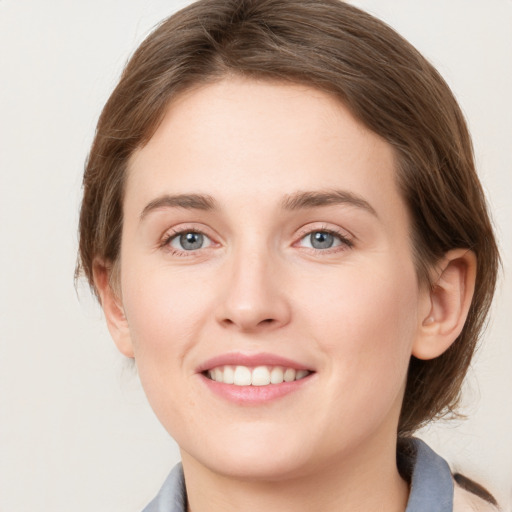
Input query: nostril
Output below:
<box><xmin>220</xmin><ymin>317</ymin><xmax>276</xmax><ymax>330</ymax></box>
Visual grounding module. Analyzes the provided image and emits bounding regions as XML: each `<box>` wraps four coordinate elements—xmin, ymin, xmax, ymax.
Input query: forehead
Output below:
<box><xmin>126</xmin><ymin>78</ymin><xmax>403</xmax><ymax>224</ymax></box>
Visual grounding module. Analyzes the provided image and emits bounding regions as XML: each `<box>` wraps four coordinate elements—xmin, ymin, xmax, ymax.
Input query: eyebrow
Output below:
<box><xmin>139</xmin><ymin>189</ymin><xmax>377</xmax><ymax>221</ymax></box>
<box><xmin>281</xmin><ymin>190</ymin><xmax>377</xmax><ymax>216</ymax></box>
<box><xmin>140</xmin><ymin>194</ymin><xmax>216</xmax><ymax>220</ymax></box>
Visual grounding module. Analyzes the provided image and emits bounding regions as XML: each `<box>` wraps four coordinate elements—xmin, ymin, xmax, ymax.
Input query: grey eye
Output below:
<box><xmin>299</xmin><ymin>230</ymin><xmax>345</xmax><ymax>250</ymax></box>
<box><xmin>309</xmin><ymin>231</ymin><xmax>335</xmax><ymax>249</ymax></box>
<box><xmin>171</xmin><ymin>232</ymin><xmax>208</xmax><ymax>251</ymax></box>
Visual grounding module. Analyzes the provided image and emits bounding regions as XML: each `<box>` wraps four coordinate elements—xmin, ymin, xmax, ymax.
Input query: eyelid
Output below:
<box><xmin>159</xmin><ymin>223</ymin><xmax>219</xmax><ymax>255</ymax></box>
<box><xmin>169</xmin><ymin>231</ymin><xmax>213</xmax><ymax>251</ymax></box>
<box><xmin>294</xmin><ymin>224</ymin><xmax>354</xmax><ymax>251</ymax></box>
<box><xmin>157</xmin><ymin>222</ymin><xmax>354</xmax><ymax>256</ymax></box>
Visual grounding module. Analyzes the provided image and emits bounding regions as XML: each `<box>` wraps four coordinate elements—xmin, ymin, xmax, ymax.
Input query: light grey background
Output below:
<box><xmin>0</xmin><ymin>1</ymin><xmax>510</xmax><ymax>510</ymax></box>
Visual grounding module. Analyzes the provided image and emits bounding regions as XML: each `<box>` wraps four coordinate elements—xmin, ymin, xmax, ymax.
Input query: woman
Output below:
<box><xmin>77</xmin><ymin>0</ymin><xmax>501</xmax><ymax>510</ymax></box>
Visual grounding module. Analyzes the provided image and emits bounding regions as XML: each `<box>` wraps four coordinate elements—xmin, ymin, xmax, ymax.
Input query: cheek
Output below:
<box><xmin>120</xmin><ymin>263</ymin><xmax>211</xmax><ymax>362</ymax></box>
<box><xmin>119</xmin><ymin>266</ymin><xmax>213</xmax><ymax>429</ymax></box>
<box><xmin>304</xmin><ymin>259</ymin><xmax>420</xmax><ymax>388</ymax></box>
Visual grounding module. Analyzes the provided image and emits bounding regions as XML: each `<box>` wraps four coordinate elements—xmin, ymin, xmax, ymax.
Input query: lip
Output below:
<box><xmin>201</xmin><ymin>375</ymin><xmax>313</xmax><ymax>404</ymax></box>
<box><xmin>196</xmin><ymin>352</ymin><xmax>313</xmax><ymax>374</ymax></box>
<box><xmin>196</xmin><ymin>352</ymin><xmax>315</xmax><ymax>405</ymax></box>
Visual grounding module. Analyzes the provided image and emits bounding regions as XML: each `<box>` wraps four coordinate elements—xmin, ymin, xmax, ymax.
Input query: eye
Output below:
<box><xmin>298</xmin><ymin>230</ymin><xmax>351</xmax><ymax>250</ymax></box>
<box><xmin>168</xmin><ymin>231</ymin><xmax>212</xmax><ymax>251</ymax></box>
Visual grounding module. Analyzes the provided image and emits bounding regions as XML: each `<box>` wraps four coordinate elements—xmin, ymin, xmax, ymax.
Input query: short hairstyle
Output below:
<box><xmin>77</xmin><ymin>0</ymin><xmax>499</xmax><ymax>436</ymax></box>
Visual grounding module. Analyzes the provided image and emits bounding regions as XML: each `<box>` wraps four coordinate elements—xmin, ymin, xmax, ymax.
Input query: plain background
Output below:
<box><xmin>0</xmin><ymin>0</ymin><xmax>511</xmax><ymax>510</ymax></box>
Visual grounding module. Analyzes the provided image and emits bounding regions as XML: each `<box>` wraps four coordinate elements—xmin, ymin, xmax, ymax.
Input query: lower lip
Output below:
<box><xmin>200</xmin><ymin>374</ymin><xmax>313</xmax><ymax>405</ymax></box>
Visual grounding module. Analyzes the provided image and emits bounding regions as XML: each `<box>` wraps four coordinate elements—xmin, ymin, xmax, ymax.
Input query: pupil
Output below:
<box><xmin>180</xmin><ymin>232</ymin><xmax>203</xmax><ymax>250</ymax></box>
<box><xmin>311</xmin><ymin>231</ymin><xmax>333</xmax><ymax>249</ymax></box>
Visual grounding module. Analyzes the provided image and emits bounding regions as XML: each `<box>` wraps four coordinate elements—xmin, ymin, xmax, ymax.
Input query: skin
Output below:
<box><xmin>95</xmin><ymin>78</ymin><xmax>476</xmax><ymax>512</ymax></box>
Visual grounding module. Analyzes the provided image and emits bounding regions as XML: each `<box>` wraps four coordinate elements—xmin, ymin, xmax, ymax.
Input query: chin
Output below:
<box><xmin>210</xmin><ymin>454</ymin><xmax>310</xmax><ymax>482</ymax></box>
<box><xmin>182</xmin><ymin>428</ymin><xmax>315</xmax><ymax>482</ymax></box>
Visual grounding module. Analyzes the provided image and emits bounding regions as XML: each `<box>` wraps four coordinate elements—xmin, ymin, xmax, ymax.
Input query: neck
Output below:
<box><xmin>181</xmin><ymin>435</ymin><xmax>409</xmax><ymax>512</ymax></box>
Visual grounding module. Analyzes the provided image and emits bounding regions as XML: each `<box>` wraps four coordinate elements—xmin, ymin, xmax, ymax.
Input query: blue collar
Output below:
<box><xmin>143</xmin><ymin>438</ymin><xmax>453</xmax><ymax>512</ymax></box>
<box><xmin>404</xmin><ymin>438</ymin><xmax>453</xmax><ymax>511</ymax></box>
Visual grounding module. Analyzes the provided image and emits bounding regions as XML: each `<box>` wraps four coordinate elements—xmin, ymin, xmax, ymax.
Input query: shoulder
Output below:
<box><xmin>453</xmin><ymin>481</ymin><xmax>501</xmax><ymax>512</ymax></box>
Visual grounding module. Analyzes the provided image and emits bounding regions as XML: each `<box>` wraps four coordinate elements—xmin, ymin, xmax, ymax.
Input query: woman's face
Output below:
<box><xmin>116</xmin><ymin>78</ymin><xmax>431</xmax><ymax>479</ymax></box>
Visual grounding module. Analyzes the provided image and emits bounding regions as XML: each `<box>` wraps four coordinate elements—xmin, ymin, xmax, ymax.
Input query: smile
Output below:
<box><xmin>205</xmin><ymin>365</ymin><xmax>311</xmax><ymax>386</ymax></box>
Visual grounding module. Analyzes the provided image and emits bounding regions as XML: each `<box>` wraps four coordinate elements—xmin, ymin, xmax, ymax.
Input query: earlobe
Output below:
<box><xmin>412</xmin><ymin>249</ymin><xmax>477</xmax><ymax>360</ymax></box>
<box><xmin>92</xmin><ymin>259</ymin><xmax>135</xmax><ymax>358</ymax></box>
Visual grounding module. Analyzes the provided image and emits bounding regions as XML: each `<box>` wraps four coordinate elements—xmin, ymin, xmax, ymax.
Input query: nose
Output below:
<box><xmin>215</xmin><ymin>246</ymin><xmax>292</xmax><ymax>333</ymax></box>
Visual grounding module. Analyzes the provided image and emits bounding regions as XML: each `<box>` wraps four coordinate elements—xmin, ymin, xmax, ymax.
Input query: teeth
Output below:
<box><xmin>270</xmin><ymin>366</ymin><xmax>284</xmax><ymax>384</ymax></box>
<box><xmin>295</xmin><ymin>369</ymin><xmax>309</xmax><ymax>380</ymax></box>
<box><xmin>223</xmin><ymin>365</ymin><xmax>234</xmax><ymax>384</ymax></box>
<box><xmin>251</xmin><ymin>366</ymin><xmax>271</xmax><ymax>386</ymax></box>
<box><xmin>283</xmin><ymin>368</ymin><xmax>296</xmax><ymax>382</ymax></box>
<box><xmin>206</xmin><ymin>365</ymin><xmax>311</xmax><ymax>386</ymax></box>
<box><xmin>213</xmin><ymin>367</ymin><xmax>223</xmax><ymax>382</ymax></box>
<box><xmin>233</xmin><ymin>366</ymin><xmax>252</xmax><ymax>386</ymax></box>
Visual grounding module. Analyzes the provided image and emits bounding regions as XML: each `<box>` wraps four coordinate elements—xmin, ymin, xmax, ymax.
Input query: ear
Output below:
<box><xmin>92</xmin><ymin>259</ymin><xmax>135</xmax><ymax>358</ymax></box>
<box><xmin>412</xmin><ymin>249</ymin><xmax>477</xmax><ymax>360</ymax></box>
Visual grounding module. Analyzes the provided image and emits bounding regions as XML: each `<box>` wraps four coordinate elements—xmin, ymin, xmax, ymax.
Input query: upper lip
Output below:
<box><xmin>196</xmin><ymin>352</ymin><xmax>313</xmax><ymax>373</ymax></box>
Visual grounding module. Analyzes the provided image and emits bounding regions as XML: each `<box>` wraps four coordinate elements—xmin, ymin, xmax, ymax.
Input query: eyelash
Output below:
<box><xmin>160</xmin><ymin>225</ymin><xmax>354</xmax><ymax>257</ymax></box>
<box><xmin>160</xmin><ymin>227</ymin><xmax>213</xmax><ymax>256</ymax></box>
<box><xmin>295</xmin><ymin>226</ymin><xmax>354</xmax><ymax>253</ymax></box>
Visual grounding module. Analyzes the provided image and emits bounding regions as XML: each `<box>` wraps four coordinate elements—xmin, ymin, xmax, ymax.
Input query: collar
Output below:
<box><xmin>143</xmin><ymin>438</ymin><xmax>454</xmax><ymax>512</ymax></box>
<box><xmin>403</xmin><ymin>438</ymin><xmax>454</xmax><ymax>511</ymax></box>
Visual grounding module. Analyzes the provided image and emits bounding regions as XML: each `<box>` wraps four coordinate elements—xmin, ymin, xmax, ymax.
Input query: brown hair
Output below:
<box><xmin>77</xmin><ymin>0</ymin><xmax>499</xmax><ymax>436</ymax></box>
